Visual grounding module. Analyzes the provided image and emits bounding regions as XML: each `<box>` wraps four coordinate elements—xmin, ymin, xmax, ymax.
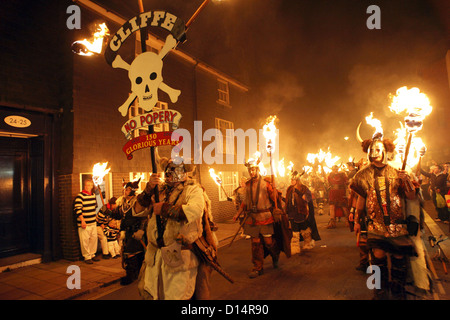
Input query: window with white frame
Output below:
<box><xmin>215</xmin><ymin>118</ymin><xmax>234</xmax><ymax>155</ymax></box>
<box><xmin>217</xmin><ymin>79</ymin><xmax>230</xmax><ymax>105</ymax></box>
<box><xmin>215</xmin><ymin>171</ymin><xmax>239</xmax><ymax>201</ymax></box>
<box><xmin>128</xmin><ymin>101</ymin><xmax>170</xmax><ymax>138</ymax></box>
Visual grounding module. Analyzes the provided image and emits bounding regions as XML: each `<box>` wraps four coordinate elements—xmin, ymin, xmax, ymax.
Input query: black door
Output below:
<box><xmin>0</xmin><ymin>137</ymin><xmax>30</xmax><ymax>257</ymax></box>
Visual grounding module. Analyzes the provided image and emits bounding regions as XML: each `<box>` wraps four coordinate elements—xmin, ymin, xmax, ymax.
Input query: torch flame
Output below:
<box><xmin>277</xmin><ymin>158</ymin><xmax>285</xmax><ymax>177</ymax></box>
<box><xmin>209</xmin><ymin>168</ymin><xmax>222</xmax><ymax>186</ymax></box>
<box><xmin>92</xmin><ymin>162</ymin><xmax>111</xmax><ymax>185</ymax></box>
<box><xmin>306</xmin><ymin>148</ymin><xmax>340</xmax><ymax>171</ymax></box>
<box><xmin>389</xmin><ymin>86</ymin><xmax>432</xmax><ymax>120</ymax></box>
<box><xmin>287</xmin><ymin>161</ymin><xmax>294</xmax><ymax>173</ymax></box>
<box><xmin>392</xmin><ymin>125</ymin><xmax>426</xmax><ymax>169</ymax></box>
<box><xmin>365</xmin><ymin>112</ymin><xmax>383</xmax><ymax>138</ymax></box>
<box><xmin>72</xmin><ymin>23</ymin><xmax>109</xmax><ymax>56</ymax></box>
<box><xmin>263</xmin><ymin>115</ymin><xmax>277</xmax><ymax>154</ymax></box>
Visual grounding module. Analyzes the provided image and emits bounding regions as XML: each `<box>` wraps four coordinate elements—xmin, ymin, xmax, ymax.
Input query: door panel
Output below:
<box><xmin>0</xmin><ymin>137</ymin><xmax>29</xmax><ymax>257</ymax></box>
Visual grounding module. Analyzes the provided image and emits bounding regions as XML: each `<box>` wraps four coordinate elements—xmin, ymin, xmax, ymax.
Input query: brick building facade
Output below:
<box><xmin>0</xmin><ymin>0</ymin><xmax>252</xmax><ymax>262</ymax></box>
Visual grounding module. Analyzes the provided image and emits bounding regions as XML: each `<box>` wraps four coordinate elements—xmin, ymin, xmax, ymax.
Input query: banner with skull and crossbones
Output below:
<box><xmin>105</xmin><ymin>11</ymin><xmax>186</xmax><ymax>159</ymax></box>
<box><xmin>105</xmin><ymin>11</ymin><xmax>186</xmax><ymax>117</ymax></box>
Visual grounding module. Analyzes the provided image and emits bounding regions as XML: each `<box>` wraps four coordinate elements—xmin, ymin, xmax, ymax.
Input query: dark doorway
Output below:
<box><xmin>0</xmin><ymin>136</ymin><xmax>44</xmax><ymax>258</ymax></box>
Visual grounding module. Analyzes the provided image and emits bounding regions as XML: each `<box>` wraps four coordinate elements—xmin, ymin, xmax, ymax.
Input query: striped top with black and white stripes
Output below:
<box><xmin>74</xmin><ymin>191</ymin><xmax>97</xmax><ymax>227</ymax></box>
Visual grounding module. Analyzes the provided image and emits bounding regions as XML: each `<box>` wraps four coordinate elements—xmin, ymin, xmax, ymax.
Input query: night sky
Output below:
<box><xmin>96</xmin><ymin>0</ymin><xmax>449</xmax><ymax>165</ymax></box>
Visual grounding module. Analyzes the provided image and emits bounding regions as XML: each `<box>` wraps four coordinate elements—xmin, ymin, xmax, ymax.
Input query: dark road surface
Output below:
<box><xmin>79</xmin><ymin>202</ymin><xmax>450</xmax><ymax>301</ymax></box>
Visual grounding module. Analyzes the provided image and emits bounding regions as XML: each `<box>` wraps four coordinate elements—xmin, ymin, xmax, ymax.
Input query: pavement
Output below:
<box><xmin>0</xmin><ymin>201</ymin><xmax>449</xmax><ymax>300</ymax></box>
<box><xmin>0</xmin><ymin>221</ymin><xmax>238</xmax><ymax>300</ymax></box>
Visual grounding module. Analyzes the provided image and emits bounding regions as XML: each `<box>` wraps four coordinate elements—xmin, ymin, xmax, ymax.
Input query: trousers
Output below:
<box><xmin>78</xmin><ymin>224</ymin><xmax>98</xmax><ymax>260</ymax></box>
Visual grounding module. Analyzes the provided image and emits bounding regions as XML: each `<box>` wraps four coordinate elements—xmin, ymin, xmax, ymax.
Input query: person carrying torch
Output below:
<box><xmin>352</xmin><ymin>112</ymin><xmax>421</xmax><ymax>299</ymax></box>
<box><xmin>234</xmin><ymin>154</ymin><xmax>281</xmax><ymax>279</ymax></box>
<box><xmin>132</xmin><ymin>156</ymin><xmax>231</xmax><ymax>300</ymax></box>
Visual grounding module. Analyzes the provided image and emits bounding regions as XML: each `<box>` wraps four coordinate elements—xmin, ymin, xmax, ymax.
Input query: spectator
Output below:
<box><xmin>96</xmin><ymin>197</ymin><xmax>117</xmax><ymax>259</ymax></box>
<box><xmin>104</xmin><ymin>216</ymin><xmax>121</xmax><ymax>259</ymax></box>
<box><xmin>74</xmin><ymin>179</ymin><xmax>100</xmax><ymax>264</ymax></box>
<box><xmin>421</xmin><ymin>164</ymin><xmax>449</xmax><ymax>222</ymax></box>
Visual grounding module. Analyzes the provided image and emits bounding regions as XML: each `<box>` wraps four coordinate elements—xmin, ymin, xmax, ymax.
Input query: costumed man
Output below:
<box><xmin>109</xmin><ymin>178</ymin><xmax>147</xmax><ymax>285</ymax></box>
<box><xmin>351</xmin><ymin>132</ymin><xmax>419</xmax><ymax>299</ymax></box>
<box><xmin>285</xmin><ymin>170</ymin><xmax>321</xmax><ymax>254</ymax></box>
<box><xmin>135</xmin><ymin>157</ymin><xmax>216</xmax><ymax>300</ymax></box>
<box><xmin>327</xmin><ymin>165</ymin><xmax>350</xmax><ymax>228</ymax></box>
<box><xmin>234</xmin><ymin>157</ymin><xmax>281</xmax><ymax>278</ymax></box>
<box><xmin>310</xmin><ymin>173</ymin><xmax>327</xmax><ymax>215</ymax></box>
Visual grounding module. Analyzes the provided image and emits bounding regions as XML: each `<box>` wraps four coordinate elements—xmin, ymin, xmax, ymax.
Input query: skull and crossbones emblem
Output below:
<box><xmin>112</xmin><ymin>34</ymin><xmax>181</xmax><ymax>116</ymax></box>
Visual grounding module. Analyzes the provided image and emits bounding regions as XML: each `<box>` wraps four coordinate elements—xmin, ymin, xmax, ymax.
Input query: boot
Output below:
<box><xmin>301</xmin><ymin>228</ymin><xmax>314</xmax><ymax>250</ymax></box>
<box><xmin>265</xmin><ymin>238</ymin><xmax>280</xmax><ymax>269</ymax></box>
<box><xmin>370</xmin><ymin>257</ymin><xmax>389</xmax><ymax>300</ymax></box>
<box><xmin>327</xmin><ymin>218</ymin><xmax>336</xmax><ymax>229</ymax></box>
<box><xmin>291</xmin><ymin>232</ymin><xmax>301</xmax><ymax>255</ymax></box>
<box><xmin>249</xmin><ymin>241</ymin><xmax>264</xmax><ymax>278</ymax></box>
<box><xmin>390</xmin><ymin>256</ymin><xmax>408</xmax><ymax>300</ymax></box>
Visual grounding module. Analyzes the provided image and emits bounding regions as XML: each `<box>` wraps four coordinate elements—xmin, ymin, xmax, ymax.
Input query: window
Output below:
<box><xmin>215</xmin><ymin>118</ymin><xmax>234</xmax><ymax>155</ymax></box>
<box><xmin>128</xmin><ymin>101</ymin><xmax>169</xmax><ymax>138</ymax></box>
<box><xmin>217</xmin><ymin>79</ymin><xmax>230</xmax><ymax>105</ymax></box>
<box><xmin>216</xmin><ymin>171</ymin><xmax>239</xmax><ymax>201</ymax></box>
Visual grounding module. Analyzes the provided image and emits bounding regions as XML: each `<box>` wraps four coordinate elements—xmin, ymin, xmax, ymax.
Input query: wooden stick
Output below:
<box><xmin>186</xmin><ymin>0</ymin><xmax>212</xmax><ymax>29</ymax></box>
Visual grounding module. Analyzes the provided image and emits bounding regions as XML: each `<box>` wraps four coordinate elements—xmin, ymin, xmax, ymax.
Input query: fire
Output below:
<box><xmin>306</xmin><ymin>148</ymin><xmax>340</xmax><ymax>170</ymax></box>
<box><xmin>365</xmin><ymin>112</ymin><xmax>383</xmax><ymax>138</ymax></box>
<box><xmin>388</xmin><ymin>86</ymin><xmax>432</xmax><ymax>121</ymax></box>
<box><xmin>263</xmin><ymin>115</ymin><xmax>277</xmax><ymax>154</ymax></box>
<box><xmin>92</xmin><ymin>162</ymin><xmax>111</xmax><ymax>185</ymax></box>
<box><xmin>72</xmin><ymin>22</ymin><xmax>109</xmax><ymax>56</ymax></box>
<box><xmin>209</xmin><ymin>168</ymin><xmax>222</xmax><ymax>186</ymax></box>
<box><xmin>388</xmin><ymin>86</ymin><xmax>432</xmax><ymax>169</ymax></box>
<box><xmin>277</xmin><ymin>158</ymin><xmax>286</xmax><ymax>177</ymax></box>
<box><xmin>392</xmin><ymin>124</ymin><xmax>426</xmax><ymax>169</ymax></box>
<box><xmin>287</xmin><ymin>161</ymin><xmax>294</xmax><ymax>173</ymax></box>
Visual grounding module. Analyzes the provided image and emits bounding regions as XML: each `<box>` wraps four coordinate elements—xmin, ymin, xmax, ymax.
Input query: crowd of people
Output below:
<box><xmin>73</xmin><ymin>145</ymin><xmax>450</xmax><ymax>300</ymax></box>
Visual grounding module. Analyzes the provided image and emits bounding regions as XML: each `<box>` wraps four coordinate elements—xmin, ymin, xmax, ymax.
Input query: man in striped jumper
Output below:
<box><xmin>74</xmin><ymin>179</ymin><xmax>100</xmax><ymax>264</ymax></box>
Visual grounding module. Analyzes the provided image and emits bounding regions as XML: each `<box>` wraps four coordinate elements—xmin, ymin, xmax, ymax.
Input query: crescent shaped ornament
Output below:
<box><xmin>356</xmin><ymin>122</ymin><xmax>363</xmax><ymax>143</ymax></box>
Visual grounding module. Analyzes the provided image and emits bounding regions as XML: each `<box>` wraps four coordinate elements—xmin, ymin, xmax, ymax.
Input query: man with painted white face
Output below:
<box><xmin>351</xmin><ymin>133</ymin><xmax>418</xmax><ymax>299</ymax></box>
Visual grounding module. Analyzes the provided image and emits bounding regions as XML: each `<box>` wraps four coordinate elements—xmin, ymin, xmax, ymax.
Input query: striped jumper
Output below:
<box><xmin>74</xmin><ymin>191</ymin><xmax>97</xmax><ymax>227</ymax></box>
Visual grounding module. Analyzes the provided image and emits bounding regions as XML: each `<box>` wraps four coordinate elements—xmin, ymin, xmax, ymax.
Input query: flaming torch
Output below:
<box><xmin>263</xmin><ymin>115</ymin><xmax>277</xmax><ymax>176</ymax></box>
<box><xmin>209</xmin><ymin>168</ymin><xmax>230</xmax><ymax>199</ymax></box>
<box><xmin>92</xmin><ymin>162</ymin><xmax>111</xmax><ymax>205</ymax></box>
<box><xmin>388</xmin><ymin>86</ymin><xmax>432</xmax><ymax>170</ymax></box>
<box><xmin>262</xmin><ymin>115</ymin><xmax>284</xmax><ymax>214</ymax></box>
<box><xmin>72</xmin><ymin>23</ymin><xmax>109</xmax><ymax>56</ymax></box>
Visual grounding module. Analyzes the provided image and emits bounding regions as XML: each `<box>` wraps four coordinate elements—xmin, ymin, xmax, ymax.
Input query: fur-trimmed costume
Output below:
<box><xmin>138</xmin><ymin>180</ymin><xmax>206</xmax><ymax>300</ymax></box>
<box><xmin>285</xmin><ymin>183</ymin><xmax>321</xmax><ymax>254</ymax></box>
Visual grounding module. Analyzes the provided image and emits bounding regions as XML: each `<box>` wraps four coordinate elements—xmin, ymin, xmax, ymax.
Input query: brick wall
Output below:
<box><xmin>57</xmin><ymin>174</ymin><xmax>82</xmax><ymax>261</ymax></box>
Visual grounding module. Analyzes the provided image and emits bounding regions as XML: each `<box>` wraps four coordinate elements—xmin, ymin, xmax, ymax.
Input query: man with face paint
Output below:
<box><xmin>237</xmin><ymin>158</ymin><xmax>280</xmax><ymax>278</ymax></box>
<box><xmin>351</xmin><ymin>134</ymin><xmax>418</xmax><ymax>299</ymax></box>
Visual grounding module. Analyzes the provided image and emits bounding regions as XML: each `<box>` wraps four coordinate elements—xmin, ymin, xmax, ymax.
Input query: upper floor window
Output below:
<box><xmin>217</xmin><ymin>79</ymin><xmax>230</xmax><ymax>106</ymax></box>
